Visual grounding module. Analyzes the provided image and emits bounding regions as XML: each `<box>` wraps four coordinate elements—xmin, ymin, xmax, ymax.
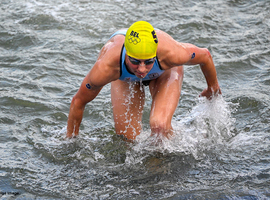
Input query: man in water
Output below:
<box><xmin>66</xmin><ymin>21</ymin><xmax>221</xmax><ymax>140</ymax></box>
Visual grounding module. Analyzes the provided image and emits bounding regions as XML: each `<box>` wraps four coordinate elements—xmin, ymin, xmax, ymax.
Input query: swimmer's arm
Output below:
<box><xmin>157</xmin><ymin>30</ymin><xmax>221</xmax><ymax>98</ymax></box>
<box><xmin>163</xmin><ymin>40</ymin><xmax>221</xmax><ymax>98</ymax></box>
<box><xmin>66</xmin><ymin>60</ymin><xmax>120</xmax><ymax>138</ymax></box>
<box><xmin>182</xmin><ymin>44</ymin><xmax>221</xmax><ymax>98</ymax></box>
<box><xmin>66</xmin><ymin>38</ymin><xmax>121</xmax><ymax>138</ymax></box>
<box><xmin>66</xmin><ymin>83</ymin><xmax>102</xmax><ymax>138</ymax></box>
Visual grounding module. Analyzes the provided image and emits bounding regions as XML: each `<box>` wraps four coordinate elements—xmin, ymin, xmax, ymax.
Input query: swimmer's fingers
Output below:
<box><xmin>200</xmin><ymin>87</ymin><xmax>222</xmax><ymax>99</ymax></box>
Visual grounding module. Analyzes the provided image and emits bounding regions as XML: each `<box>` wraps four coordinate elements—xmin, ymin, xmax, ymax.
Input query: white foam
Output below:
<box><xmin>127</xmin><ymin>95</ymin><xmax>237</xmax><ymax>161</ymax></box>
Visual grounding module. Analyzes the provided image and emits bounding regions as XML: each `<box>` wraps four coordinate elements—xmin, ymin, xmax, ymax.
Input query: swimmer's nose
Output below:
<box><xmin>137</xmin><ymin>64</ymin><xmax>147</xmax><ymax>73</ymax></box>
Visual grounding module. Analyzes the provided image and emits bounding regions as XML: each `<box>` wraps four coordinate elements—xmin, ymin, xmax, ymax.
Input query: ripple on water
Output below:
<box><xmin>230</xmin><ymin>95</ymin><xmax>269</xmax><ymax>132</ymax></box>
<box><xmin>1</xmin><ymin>0</ymin><xmax>270</xmax><ymax>199</ymax></box>
<box><xmin>19</xmin><ymin>14</ymin><xmax>64</xmax><ymax>30</ymax></box>
<box><xmin>0</xmin><ymin>31</ymin><xmax>39</xmax><ymax>50</ymax></box>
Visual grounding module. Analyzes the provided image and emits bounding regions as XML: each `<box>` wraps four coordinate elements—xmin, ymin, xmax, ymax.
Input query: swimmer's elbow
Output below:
<box><xmin>72</xmin><ymin>90</ymin><xmax>94</xmax><ymax>109</ymax></box>
<box><xmin>208</xmin><ymin>48</ymin><xmax>214</xmax><ymax>59</ymax></box>
<box><xmin>199</xmin><ymin>48</ymin><xmax>213</xmax><ymax>66</ymax></box>
<box><xmin>71</xmin><ymin>96</ymin><xmax>86</xmax><ymax>110</ymax></box>
<box><xmin>202</xmin><ymin>48</ymin><xmax>213</xmax><ymax>60</ymax></box>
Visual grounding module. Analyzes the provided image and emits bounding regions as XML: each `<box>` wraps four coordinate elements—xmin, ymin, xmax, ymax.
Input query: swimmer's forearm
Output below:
<box><xmin>201</xmin><ymin>63</ymin><xmax>220</xmax><ymax>92</ymax></box>
<box><xmin>198</xmin><ymin>50</ymin><xmax>220</xmax><ymax>91</ymax></box>
<box><xmin>66</xmin><ymin>81</ymin><xmax>103</xmax><ymax>138</ymax></box>
<box><xmin>197</xmin><ymin>50</ymin><xmax>221</xmax><ymax>98</ymax></box>
<box><xmin>66</xmin><ymin>97</ymin><xmax>86</xmax><ymax>138</ymax></box>
<box><xmin>199</xmin><ymin>64</ymin><xmax>221</xmax><ymax>99</ymax></box>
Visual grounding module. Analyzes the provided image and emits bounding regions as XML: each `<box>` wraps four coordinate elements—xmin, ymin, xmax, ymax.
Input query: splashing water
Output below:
<box><xmin>126</xmin><ymin>95</ymin><xmax>237</xmax><ymax>163</ymax></box>
<box><xmin>185</xmin><ymin>95</ymin><xmax>236</xmax><ymax>137</ymax></box>
<box><xmin>139</xmin><ymin>78</ymin><xmax>144</xmax><ymax>92</ymax></box>
<box><xmin>120</xmin><ymin>81</ymin><xmax>143</xmax><ymax>138</ymax></box>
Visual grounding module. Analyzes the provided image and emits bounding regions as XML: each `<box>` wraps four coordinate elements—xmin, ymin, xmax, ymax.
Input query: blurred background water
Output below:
<box><xmin>0</xmin><ymin>0</ymin><xmax>269</xmax><ymax>199</ymax></box>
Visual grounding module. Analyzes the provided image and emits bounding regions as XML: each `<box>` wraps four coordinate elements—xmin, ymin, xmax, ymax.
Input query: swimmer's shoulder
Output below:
<box><xmin>95</xmin><ymin>32</ymin><xmax>124</xmax><ymax>80</ymax></box>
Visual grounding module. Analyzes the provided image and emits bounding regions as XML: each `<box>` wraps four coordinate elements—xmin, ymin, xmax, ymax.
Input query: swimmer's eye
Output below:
<box><xmin>128</xmin><ymin>56</ymin><xmax>156</xmax><ymax>65</ymax></box>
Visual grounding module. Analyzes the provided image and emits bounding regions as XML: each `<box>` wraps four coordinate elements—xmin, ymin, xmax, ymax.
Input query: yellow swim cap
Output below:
<box><xmin>124</xmin><ymin>21</ymin><xmax>158</xmax><ymax>60</ymax></box>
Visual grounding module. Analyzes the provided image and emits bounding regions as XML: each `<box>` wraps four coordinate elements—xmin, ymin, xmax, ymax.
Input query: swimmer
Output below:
<box><xmin>66</xmin><ymin>21</ymin><xmax>221</xmax><ymax>140</ymax></box>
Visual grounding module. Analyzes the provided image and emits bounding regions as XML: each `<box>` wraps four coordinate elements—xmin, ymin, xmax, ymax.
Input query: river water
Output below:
<box><xmin>0</xmin><ymin>0</ymin><xmax>269</xmax><ymax>199</ymax></box>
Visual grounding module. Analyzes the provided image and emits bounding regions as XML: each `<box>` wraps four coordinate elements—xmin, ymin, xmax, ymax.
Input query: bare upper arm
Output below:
<box><xmin>74</xmin><ymin>35</ymin><xmax>124</xmax><ymax>104</ymax></box>
<box><xmin>156</xmin><ymin>30</ymin><xmax>211</xmax><ymax>69</ymax></box>
<box><xmin>89</xmin><ymin>35</ymin><xmax>123</xmax><ymax>87</ymax></box>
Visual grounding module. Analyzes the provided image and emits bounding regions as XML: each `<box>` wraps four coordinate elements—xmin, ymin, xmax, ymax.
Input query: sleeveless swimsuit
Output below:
<box><xmin>110</xmin><ymin>30</ymin><xmax>164</xmax><ymax>85</ymax></box>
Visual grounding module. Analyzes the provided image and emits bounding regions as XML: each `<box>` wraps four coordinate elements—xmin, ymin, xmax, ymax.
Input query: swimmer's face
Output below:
<box><xmin>127</xmin><ymin>56</ymin><xmax>156</xmax><ymax>78</ymax></box>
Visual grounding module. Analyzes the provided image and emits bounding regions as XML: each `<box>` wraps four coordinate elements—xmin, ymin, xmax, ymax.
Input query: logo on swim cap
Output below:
<box><xmin>125</xmin><ymin>21</ymin><xmax>158</xmax><ymax>60</ymax></box>
<box><xmin>128</xmin><ymin>31</ymin><xmax>141</xmax><ymax>45</ymax></box>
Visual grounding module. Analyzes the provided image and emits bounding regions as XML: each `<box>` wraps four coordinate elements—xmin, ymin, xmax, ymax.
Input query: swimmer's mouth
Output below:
<box><xmin>135</xmin><ymin>72</ymin><xmax>147</xmax><ymax>78</ymax></box>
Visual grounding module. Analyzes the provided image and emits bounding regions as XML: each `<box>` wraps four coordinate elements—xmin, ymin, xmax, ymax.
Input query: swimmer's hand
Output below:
<box><xmin>66</xmin><ymin>132</ymin><xmax>77</xmax><ymax>139</ymax></box>
<box><xmin>66</xmin><ymin>125</ymin><xmax>79</xmax><ymax>139</ymax></box>
<box><xmin>200</xmin><ymin>87</ymin><xmax>221</xmax><ymax>99</ymax></box>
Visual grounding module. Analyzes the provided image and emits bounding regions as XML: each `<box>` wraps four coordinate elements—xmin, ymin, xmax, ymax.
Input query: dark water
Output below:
<box><xmin>1</xmin><ymin>0</ymin><xmax>270</xmax><ymax>199</ymax></box>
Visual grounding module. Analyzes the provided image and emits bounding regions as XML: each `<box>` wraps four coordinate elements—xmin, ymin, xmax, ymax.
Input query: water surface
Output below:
<box><xmin>0</xmin><ymin>0</ymin><xmax>270</xmax><ymax>199</ymax></box>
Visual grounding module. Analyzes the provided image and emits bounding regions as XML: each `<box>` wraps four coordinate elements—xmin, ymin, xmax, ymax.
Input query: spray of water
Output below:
<box><xmin>44</xmin><ymin>91</ymin><xmax>237</xmax><ymax>173</ymax></box>
<box><xmin>125</xmin><ymin>95</ymin><xmax>237</xmax><ymax>164</ymax></box>
<box><xmin>139</xmin><ymin>78</ymin><xmax>143</xmax><ymax>92</ymax></box>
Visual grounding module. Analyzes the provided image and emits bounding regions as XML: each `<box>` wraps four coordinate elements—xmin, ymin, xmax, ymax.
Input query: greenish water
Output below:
<box><xmin>0</xmin><ymin>0</ymin><xmax>269</xmax><ymax>199</ymax></box>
